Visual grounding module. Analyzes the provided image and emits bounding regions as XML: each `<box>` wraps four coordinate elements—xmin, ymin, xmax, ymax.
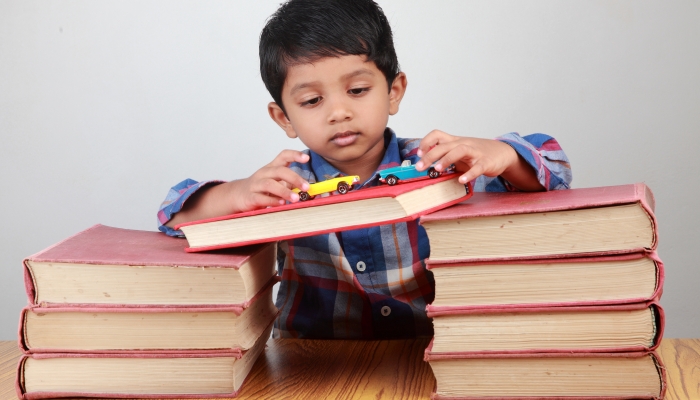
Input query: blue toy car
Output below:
<box><xmin>378</xmin><ymin>160</ymin><xmax>454</xmax><ymax>186</ymax></box>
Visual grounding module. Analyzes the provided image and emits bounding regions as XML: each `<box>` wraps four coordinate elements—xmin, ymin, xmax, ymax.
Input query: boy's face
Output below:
<box><xmin>269</xmin><ymin>55</ymin><xmax>406</xmax><ymax>174</ymax></box>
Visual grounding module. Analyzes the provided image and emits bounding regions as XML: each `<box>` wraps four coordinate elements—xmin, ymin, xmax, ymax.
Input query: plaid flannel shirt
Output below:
<box><xmin>158</xmin><ymin>129</ymin><xmax>571</xmax><ymax>339</ymax></box>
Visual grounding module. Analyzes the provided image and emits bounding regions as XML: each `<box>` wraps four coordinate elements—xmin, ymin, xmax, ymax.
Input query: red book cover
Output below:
<box><xmin>427</xmin><ymin>300</ymin><xmax>664</xmax><ymax>355</ymax></box>
<box><xmin>424</xmin><ymin>342</ymin><xmax>667</xmax><ymax>400</ymax></box>
<box><xmin>421</xmin><ymin>183</ymin><xmax>657</xmax><ymax>264</ymax></box>
<box><xmin>16</xmin><ymin>322</ymin><xmax>273</xmax><ymax>399</ymax></box>
<box><xmin>175</xmin><ymin>175</ymin><xmax>473</xmax><ymax>252</ymax></box>
<box><xmin>23</xmin><ymin>224</ymin><xmax>276</xmax><ymax>307</ymax></box>
<box><xmin>426</xmin><ymin>251</ymin><xmax>664</xmax><ymax>310</ymax></box>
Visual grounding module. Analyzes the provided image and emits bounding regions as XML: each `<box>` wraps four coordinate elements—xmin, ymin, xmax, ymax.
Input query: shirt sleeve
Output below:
<box><xmin>475</xmin><ymin>132</ymin><xmax>572</xmax><ymax>192</ymax></box>
<box><xmin>157</xmin><ymin>179</ymin><xmax>224</xmax><ymax>237</ymax></box>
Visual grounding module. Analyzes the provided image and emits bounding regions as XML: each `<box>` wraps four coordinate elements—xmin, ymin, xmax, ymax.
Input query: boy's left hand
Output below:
<box><xmin>415</xmin><ymin>130</ymin><xmax>543</xmax><ymax>191</ymax></box>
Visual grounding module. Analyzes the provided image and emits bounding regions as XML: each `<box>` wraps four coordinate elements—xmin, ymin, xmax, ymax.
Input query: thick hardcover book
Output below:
<box><xmin>16</xmin><ymin>322</ymin><xmax>272</xmax><ymax>399</ymax></box>
<box><xmin>19</xmin><ymin>280</ymin><xmax>278</xmax><ymax>354</ymax></box>
<box><xmin>428</xmin><ymin>300</ymin><xmax>664</xmax><ymax>354</ymax></box>
<box><xmin>420</xmin><ymin>183</ymin><xmax>657</xmax><ymax>263</ymax></box>
<box><xmin>427</xmin><ymin>251</ymin><xmax>664</xmax><ymax>309</ymax></box>
<box><xmin>23</xmin><ymin>224</ymin><xmax>277</xmax><ymax>307</ymax></box>
<box><xmin>175</xmin><ymin>176</ymin><xmax>473</xmax><ymax>252</ymax></box>
<box><xmin>424</xmin><ymin>342</ymin><xmax>666</xmax><ymax>399</ymax></box>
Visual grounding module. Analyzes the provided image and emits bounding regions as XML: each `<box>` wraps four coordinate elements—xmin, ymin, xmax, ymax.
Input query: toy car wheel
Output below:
<box><xmin>299</xmin><ymin>191</ymin><xmax>311</xmax><ymax>201</ymax></box>
<box><xmin>428</xmin><ymin>168</ymin><xmax>440</xmax><ymax>179</ymax></box>
<box><xmin>337</xmin><ymin>182</ymin><xmax>349</xmax><ymax>194</ymax></box>
<box><xmin>386</xmin><ymin>175</ymin><xmax>399</xmax><ymax>186</ymax></box>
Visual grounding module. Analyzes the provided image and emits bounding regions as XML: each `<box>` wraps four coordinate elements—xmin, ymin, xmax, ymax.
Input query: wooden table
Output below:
<box><xmin>1</xmin><ymin>339</ymin><xmax>698</xmax><ymax>399</ymax></box>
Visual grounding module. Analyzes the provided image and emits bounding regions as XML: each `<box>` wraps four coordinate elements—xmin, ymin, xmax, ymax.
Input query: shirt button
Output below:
<box><xmin>356</xmin><ymin>261</ymin><xmax>366</xmax><ymax>272</ymax></box>
<box><xmin>381</xmin><ymin>306</ymin><xmax>391</xmax><ymax>317</ymax></box>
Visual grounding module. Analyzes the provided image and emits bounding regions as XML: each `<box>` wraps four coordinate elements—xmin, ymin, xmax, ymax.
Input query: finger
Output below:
<box><xmin>434</xmin><ymin>143</ymin><xmax>478</xmax><ymax>172</ymax></box>
<box><xmin>263</xmin><ymin>166</ymin><xmax>310</xmax><ymax>192</ymax></box>
<box><xmin>247</xmin><ymin>192</ymin><xmax>290</xmax><ymax>208</ymax></box>
<box><xmin>254</xmin><ymin>164</ymin><xmax>309</xmax><ymax>192</ymax></box>
<box><xmin>251</xmin><ymin>178</ymin><xmax>301</xmax><ymax>203</ymax></box>
<box><xmin>268</xmin><ymin>150</ymin><xmax>310</xmax><ymax>168</ymax></box>
<box><xmin>417</xmin><ymin>130</ymin><xmax>453</xmax><ymax>158</ymax></box>
<box><xmin>416</xmin><ymin>141</ymin><xmax>460</xmax><ymax>171</ymax></box>
<box><xmin>459</xmin><ymin>163</ymin><xmax>485</xmax><ymax>184</ymax></box>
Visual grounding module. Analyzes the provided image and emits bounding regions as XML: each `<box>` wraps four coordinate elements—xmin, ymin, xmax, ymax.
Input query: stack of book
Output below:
<box><xmin>16</xmin><ymin>224</ymin><xmax>278</xmax><ymax>399</ymax></box>
<box><xmin>420</xmin><ymin>183</ymin><xmax>666</xmax><ymax>399</ymax></box>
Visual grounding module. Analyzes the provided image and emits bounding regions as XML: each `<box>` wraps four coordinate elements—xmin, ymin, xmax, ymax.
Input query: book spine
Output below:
<box><xmin>23</xmin><ymin>260</ymin><xmax>37</xmax><ymax>307</ymax></box>
<box><xmin>638</xmin><ymin>182</ymin><xmax>656</xmax><ymax>212</ymax></box>
<box><xmin>17</xmin><ymin>308</ymin><xmax>27</xmax><ymax>354</ymax></box>
<box><xmin>637</xmin><ymin>185</ymin><xmax>659</xmax><ymax>251</ymax></box>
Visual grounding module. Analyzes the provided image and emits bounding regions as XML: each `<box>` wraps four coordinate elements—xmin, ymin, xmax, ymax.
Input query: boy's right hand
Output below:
<box><xmin>229</xmin><ymin>150</ymin><xmax>310</xmax><ymax>213</ymax></box>
<box><xmin>165</xmin><ymin>150</ymin><xmax>310</xmax><ymax>229</ymax></box>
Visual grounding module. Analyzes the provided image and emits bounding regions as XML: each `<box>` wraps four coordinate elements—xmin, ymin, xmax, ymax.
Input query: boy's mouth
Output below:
<box><xmin>330</xmin><ymin>131</ymin><xmax>359</xmax><ymax>147</ymax></box>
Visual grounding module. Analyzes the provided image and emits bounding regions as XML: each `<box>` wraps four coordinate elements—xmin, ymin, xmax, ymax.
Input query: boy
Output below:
<box><xmin>159</xmin><ymin>0</ymin><xmax>571</xmax><ymax>339</ymax></box>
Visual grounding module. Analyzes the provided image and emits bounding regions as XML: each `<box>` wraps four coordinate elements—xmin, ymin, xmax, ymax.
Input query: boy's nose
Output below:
<box><xmin>327</xmin><ymin>99</ymin><xmax>353</xmax><ymax>124</ymax></box>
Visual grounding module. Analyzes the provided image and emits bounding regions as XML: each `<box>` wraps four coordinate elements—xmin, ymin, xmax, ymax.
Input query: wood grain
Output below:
<box><xmin>657</xmin><ymin>338</ymin><xmax>700</xmax><ymax>400</ymax></box>
<box><xmin>238</xmin><ymin>338</ymin><xmax>434</xmax><ymax>399</ymax></box>
<box><xmin>0</xmin><ymin>341</ymin><xmax>20</xmax><ymax>400</ymax></box>
<box><xmin>0</xmin><ymin>339</ymin><xmax>698</xmax><ymax>400</ymax></box>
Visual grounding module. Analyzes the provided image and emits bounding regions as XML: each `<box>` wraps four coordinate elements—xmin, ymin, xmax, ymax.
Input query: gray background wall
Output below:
<box><xmin>1</xmin><ymin>0</ymin><xmax>698</xmax><ymax>340</ymax></box>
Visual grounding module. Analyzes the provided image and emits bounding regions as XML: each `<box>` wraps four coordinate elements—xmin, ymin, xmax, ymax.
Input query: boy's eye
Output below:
<box><xmin>301</xmin><ymin>97</ymin><xmax>322</xmax><ymax>106</ymax></box>
<box><xmin>348</xmin><ymin>87</ymin><xmax>369</xmax><ymax>95</ymax></box>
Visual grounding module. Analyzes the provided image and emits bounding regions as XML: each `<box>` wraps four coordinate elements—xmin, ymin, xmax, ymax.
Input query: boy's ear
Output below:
<box><xmin>268</xmin><ymin>102</ymin><xmax>298</xmax><ymax>139</ymax></box>
<box><xmin>388</xmin><ymin>72</ymin><xmax>407</xmax><ymax>115</ymax></box>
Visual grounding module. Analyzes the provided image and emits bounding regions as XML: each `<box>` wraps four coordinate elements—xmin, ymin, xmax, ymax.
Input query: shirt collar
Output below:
<box><xmin>308</xmin><ymin>128</ymin><xmax>402</xmax><ymax>187</ymax></box>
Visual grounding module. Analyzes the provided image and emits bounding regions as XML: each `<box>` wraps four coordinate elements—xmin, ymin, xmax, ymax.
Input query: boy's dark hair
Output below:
<box><xmin>259</xmin><ymin>0</ymin><xmax>400</xmax><ymax>113</ymax></box>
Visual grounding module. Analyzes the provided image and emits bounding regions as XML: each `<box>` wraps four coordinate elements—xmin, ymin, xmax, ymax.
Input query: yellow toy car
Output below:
<box><xmin>293</xmin><ymin>175</ymin><xmax>360</xmax><ymax>201</ymax></box>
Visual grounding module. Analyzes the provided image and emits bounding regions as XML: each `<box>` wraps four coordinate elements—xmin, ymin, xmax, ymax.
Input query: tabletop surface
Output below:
<box><xmin>1</xmin><ymin>338</ymin><xmax>698</xmax><ymax>400</ymax></box>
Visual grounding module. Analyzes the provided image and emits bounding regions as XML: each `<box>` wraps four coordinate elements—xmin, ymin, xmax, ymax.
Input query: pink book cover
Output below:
<box><xmin>426</xmin><ymin>251</ymin><xmax>664</xmax><ymax>310</ymax></box>
<box><xmin>421</xmin><ymin>183</ymin><xmax>657</xmax><ymax>264</ymax></box>
<box><xmin>18</xmin><ymin>278</ymin><xmax>278</xmax><ymax>355</ymax></box>
<box><xmin>23</xmin><ymin>224</ymin><xmax>274</xmax><ymax>307</ymax></box>
<box><xmin>424</xmin><ymin>343</ymin><xmax>667</xmax><ymax>400</ymax></box>
<box><xmin>175</xmin><ymin>176</ymin><xmax>474</xmax><ymax>252</ymax></box>
<box><xmin>426</xmin><ymin>299</ymin><xmax>664</xmax><ymax>354</ymax></box>
<box><xmin>16</xmin><ymin>322</ymin><xmax>273</xmax><ymax>399</ymax></box>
